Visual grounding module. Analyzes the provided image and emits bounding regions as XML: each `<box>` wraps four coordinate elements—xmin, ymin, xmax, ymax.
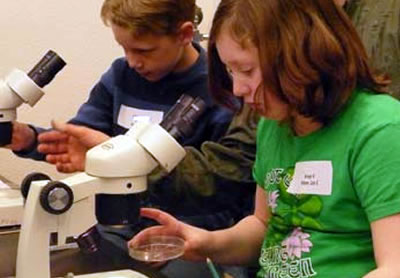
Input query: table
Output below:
<box><xmin>0</xmin><ymin>175</ymin><xmax>168</xmax><ymax>277</ymax></box>
<box><xmin>0</xmin><ymin>227</ymin><xmax>168</xmax><ymax>278</ymax></box>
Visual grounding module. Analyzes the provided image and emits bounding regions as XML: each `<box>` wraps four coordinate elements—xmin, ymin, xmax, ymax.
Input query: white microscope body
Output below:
<box><xmin>0</xmin><ymin>69</ymin><xmax>45</xmax><ymax>122</ymax></box>
<box><xmin>15</xmin><ymin>98</ymin><xmax>204</xmax><ymax>277</ymax></box>
<box><xmin>0</xmin><ymin>50</ymin><xmax>66</xmax><ymax>146</ymax></box>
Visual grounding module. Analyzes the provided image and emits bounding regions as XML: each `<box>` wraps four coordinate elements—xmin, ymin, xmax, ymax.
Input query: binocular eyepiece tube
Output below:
<box><xmin>28</xmin><ymin>50</ymin><xmax>66</xmax><ymax>88</ymax></box>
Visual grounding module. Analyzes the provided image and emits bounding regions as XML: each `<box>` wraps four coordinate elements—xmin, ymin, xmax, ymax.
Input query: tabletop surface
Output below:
<box><xmin>0</xmin><ymin>228</ymin><xmax>168</xmax><ymax>278</ymax></box>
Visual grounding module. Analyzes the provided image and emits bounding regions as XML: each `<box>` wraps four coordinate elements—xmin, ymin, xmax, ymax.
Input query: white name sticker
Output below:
<box><xmin>118</xmin><ymin>105</ymin><xmax>164</xmax><ymax>129</ymax></box>
<box><xmin>287</xmin><ymin>161</ymin><xmax>333</xmax><ymax>195</ymax></box>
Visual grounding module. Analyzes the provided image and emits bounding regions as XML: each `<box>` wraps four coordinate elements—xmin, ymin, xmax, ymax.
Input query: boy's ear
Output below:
<box><xmin>177</xmin><ymin>21</ymin><xmax>194</xmax><ymax>45</ymax></box>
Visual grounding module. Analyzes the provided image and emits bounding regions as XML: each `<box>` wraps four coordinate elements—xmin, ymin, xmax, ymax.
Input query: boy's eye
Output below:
<box><xmin>124</xmin><ymin>47</ymin><xmax>154</xmax><ymax>55</ymax></box>
<box><xmin>136</xmin><ymin>48</ymin><xmax>153</xmax><ymax>53</ymax></box>
<box><xmin>130</xmin><ymin>49</ymin><xmax>148</xmax><ymax>55</ymax></box>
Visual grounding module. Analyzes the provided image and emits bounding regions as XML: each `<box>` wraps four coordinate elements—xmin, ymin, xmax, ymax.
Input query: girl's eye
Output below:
<box><xmin>226</xmin><ymin>67</ymin><xmax>234</xmax><ymax>79</ymax></box>
<box><xmin>241</xmin><ymin>68</ymin><xmax>253</xmax><ymax>75</ymax></box>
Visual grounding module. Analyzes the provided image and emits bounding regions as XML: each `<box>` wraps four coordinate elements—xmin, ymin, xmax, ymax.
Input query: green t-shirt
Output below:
<box><xmin>253</xmin><ymin>89</ymin><xmax>400</xmax><ymax>277</ymax></box>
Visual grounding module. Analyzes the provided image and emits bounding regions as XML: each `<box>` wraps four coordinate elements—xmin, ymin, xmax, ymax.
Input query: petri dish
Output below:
<box><xmin>77</xmin><ymin>269</ymin><xmax>149</xmax><ymax>278</ymax></box>
<box><xmin>129</xmin><ymin>235</ymin><xmax>185</xmax><ymax>262</ymax></box>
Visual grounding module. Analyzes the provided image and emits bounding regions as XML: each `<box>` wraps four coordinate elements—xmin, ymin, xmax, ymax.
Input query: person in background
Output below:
<box><xmin>7</xmin><ymin>0</ymin><xmax>256</xmax><ymax>277</ymax></box>
<box><xmin>126</xmin><ymin>0</ymin><xmax>400</xmax><ymax>277</ymax></box>
<box><xmin>337</xmin><ymin>0</ymin><xmax>400</xmax><ymax>98</ymax></box>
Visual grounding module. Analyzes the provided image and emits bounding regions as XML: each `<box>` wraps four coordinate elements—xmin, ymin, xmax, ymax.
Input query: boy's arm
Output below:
<box><xmin>12</xmin><ymin>77</ymin><xmax>114</xmax><ymax>161</ymax></box>
<box><xmin>12</xmin><ymin>124</ymin><xmax>48</xmax><ymax>161</ymax></box>
<box><xmin>8</xmin><ymin>122</ymin><xmax>37</xmax><ymax>152</ymax></box>
<box><xmin>149</xmin><ymin>104</ymin><xmax>259</xmax><ymax>198</ymax></box>
<box><xmin>68</xmin><ymin>82</ymin><xmax>114</xmax><ymax>135</ymax></box>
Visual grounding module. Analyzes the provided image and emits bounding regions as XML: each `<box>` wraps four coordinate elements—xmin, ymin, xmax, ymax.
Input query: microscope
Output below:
<box><xmin>16</xmin><ymin>95</ymin><xmax>206</xmax><ymax>278</ymax></box>
<box><xmin>193</xmin><ymin>5</ymin><xmax>209</xmax><ymax>43</ymax></box>
<box><xmin>0</xmin><ymin>50</ymin><xmax>66</xmax><ymax>146</ymax></box>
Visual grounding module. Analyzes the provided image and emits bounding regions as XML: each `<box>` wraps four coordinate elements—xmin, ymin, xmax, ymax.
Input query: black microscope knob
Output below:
<box><xmin>20</xmin><ymin>172</ymin><xmax>51</xmax><ymax>199</ymax></box>
<box><xmin>39</xmin><ymin>181</ymin><xmax>74</xmax><ymax>214</ymax></box>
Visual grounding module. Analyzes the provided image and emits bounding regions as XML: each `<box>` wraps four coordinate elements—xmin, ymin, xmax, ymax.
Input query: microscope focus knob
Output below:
<box><xmin>40</xmin><ymin>181</ymin><xmax>74</xmax><ymax>214</ymax></box>
<box><xmin>20</xmin><ymin>172</ymin><xmax>51</xmax><ymax>199</ymax></box>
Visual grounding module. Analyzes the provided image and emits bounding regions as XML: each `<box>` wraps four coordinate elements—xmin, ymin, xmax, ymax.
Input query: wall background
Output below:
<box><xmin>0</xmin><ymin>0</ymin><xmax>220</xmax><ymax>185</ymax></box>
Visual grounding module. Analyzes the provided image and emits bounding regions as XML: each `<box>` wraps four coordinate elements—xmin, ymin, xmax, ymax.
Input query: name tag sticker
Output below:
<box><xmin>132</xmin><ymin>115</ymin><xmax>151</xmax><ymax>125</ymax></box>
<box><xmin>287</xmin><ymin>161</ymin><xmax>333</xmax><ymax>195</ymax></box>
<box><xmin>118</xmin><ymin>105</ymin><xmax>164</xmax><ymax>129</ymax></box>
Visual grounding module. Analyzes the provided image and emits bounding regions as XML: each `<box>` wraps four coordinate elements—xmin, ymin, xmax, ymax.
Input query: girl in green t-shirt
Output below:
<box><xmin>128</xmin><ymin>0</ymin><xmax>400</xmax><ymax>277</ymax></box>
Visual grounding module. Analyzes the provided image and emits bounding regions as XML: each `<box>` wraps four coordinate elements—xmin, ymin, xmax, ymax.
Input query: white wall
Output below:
<box><xmin>0</xmin><ymin>0</ymin><xmax>220</xmax><ymax>185</ymax></box>
<box><xmin>197</xmin><ymin>0</ymin><xmax>220</xmax><ymax>37</ymax></box>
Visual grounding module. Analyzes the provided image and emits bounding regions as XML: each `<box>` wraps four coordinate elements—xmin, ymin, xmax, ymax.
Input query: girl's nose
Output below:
<box><xmin>232</xmin><ymin>78</ymin><xmax>251</xmax><ymax>98</ymax></box>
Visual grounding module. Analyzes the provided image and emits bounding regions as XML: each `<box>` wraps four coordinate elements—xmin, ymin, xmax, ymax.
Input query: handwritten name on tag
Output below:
<box><xmin>287</xmin><ymin>161</ymin><xmax>333</xmax><ymax>195</ymax></box>
<box><xmin>118</xmin><ymin>105</ymin><xmax>163</xmax><ymax>129</ymax></box>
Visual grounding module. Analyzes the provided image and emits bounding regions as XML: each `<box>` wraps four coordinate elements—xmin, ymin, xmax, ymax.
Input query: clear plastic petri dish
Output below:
<box><xmin>76</xmin><ymin>269</ymin><xmax>149</xmax><ymax>278</ymax></box>
<box><xmin>129</xmin><ymin>235</ymin><xmax>185</xmax><ymax>262</ymax></box>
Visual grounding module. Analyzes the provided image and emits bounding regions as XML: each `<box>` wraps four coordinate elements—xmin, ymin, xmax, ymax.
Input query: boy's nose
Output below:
<box><xmin>126</xmin><ymin>54</ymin><xmax>144</xmax><ymax>70</ymax></box>
<box><xmin>128</xmin><ymin>60</ymin><xmax>144</xmax><ymax>70</ymax></box>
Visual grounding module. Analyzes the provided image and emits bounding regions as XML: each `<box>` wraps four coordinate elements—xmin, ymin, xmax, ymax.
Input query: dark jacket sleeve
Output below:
<box><xmin>12</xmin><ymin>126</ymin><xmax>48</xmax><ymax>161</ymax></box>
<box><xmin>149</xmin><ymin>104</ymin><xmax>259</xmax><ymax>203</ymax></box>
<box><xmin>68</xmin><ymin>82</ymin><xmax>115</xmax><ymax>135</ymax></box>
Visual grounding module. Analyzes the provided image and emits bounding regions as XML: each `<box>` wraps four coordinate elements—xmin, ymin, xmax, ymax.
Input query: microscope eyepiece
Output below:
<box><xmin>27</xmin><ymin>50</ymin><xmax>66</xmax><ymax>88</ymax></box>
<box><xmin>160</xmin><ymin>94</ymin><xmax>206</xmax><ymax>142</ymax></box>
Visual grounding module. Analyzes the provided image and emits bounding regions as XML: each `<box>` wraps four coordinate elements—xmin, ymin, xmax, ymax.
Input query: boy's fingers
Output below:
<box><xmin>56</xmin><ymin>163</ymin><xmax>77</xmax><ymax>173</ymax></box>
<box><xmin>51</xmin><ymin>120</ymin><xmax>85</xmax><ymax>139</ymax></box>
<box><xmin>51</xmin><ymin>120</ymin><xmax>67</xmax><ymax>132</ymax></box>
<box><xmin>38</xmin><ymin>143</ymin><xmax>68</xmax><ymax>154</ymax></box>
<box><xmin>46</xmin><ymin>154</ymin><xmax>70</xmax><ymax>164</ymax></box>
<box><xmin>38</xmin><ymin>130</ymin><xmax>69</xmax><ymax>143</ymax></box>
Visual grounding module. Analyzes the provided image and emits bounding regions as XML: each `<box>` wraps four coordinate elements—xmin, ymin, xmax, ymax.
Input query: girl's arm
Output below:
<box><xmin>129</xmin><ymin>186</ymin><xmax>269</xmax><ymax>265</ymax></box>
<box><xmin>363</xmin><ymin>214</ymin><xmax>400</xmax><ymax>278</ymax></box>
<box><xmin>204</xmin><ymin>186</ymin><xmax>269</xmax><ymax>265</ymax></box>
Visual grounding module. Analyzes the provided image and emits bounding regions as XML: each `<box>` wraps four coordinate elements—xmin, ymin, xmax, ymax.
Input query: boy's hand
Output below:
<box><xmin>6</xmin><ymin>122</ymin><xmax>36</xmax><ymax>151</ymax></box>
<box><xmin>38</xmin><ymin>121</ymin><xmax>110</xmax><ymax>173</ymax></box>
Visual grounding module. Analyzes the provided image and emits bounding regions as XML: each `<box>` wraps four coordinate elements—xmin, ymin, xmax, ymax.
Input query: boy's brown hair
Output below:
<box><xmin>101</xmin><ymin>0</ymin><xmax>196</xmax><ymax>37</ymax></box>
<box><xmin>208</xmin><ymin>0</ymin><xmax>390</xmax><ymax>125</ymax></box>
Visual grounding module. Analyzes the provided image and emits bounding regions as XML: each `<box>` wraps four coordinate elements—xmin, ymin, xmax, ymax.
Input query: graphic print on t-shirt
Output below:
<box><xmin>259</xmin><ymin>166</ymin><xmax>323</xmax><ymax>277</ymax></box>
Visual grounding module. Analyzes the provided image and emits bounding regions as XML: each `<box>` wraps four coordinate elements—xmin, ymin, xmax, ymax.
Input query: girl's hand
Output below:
<box><xmin>129</xmin><ymin>208</ymin><xmax>212</xmax><ymax>262</ymax></box>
